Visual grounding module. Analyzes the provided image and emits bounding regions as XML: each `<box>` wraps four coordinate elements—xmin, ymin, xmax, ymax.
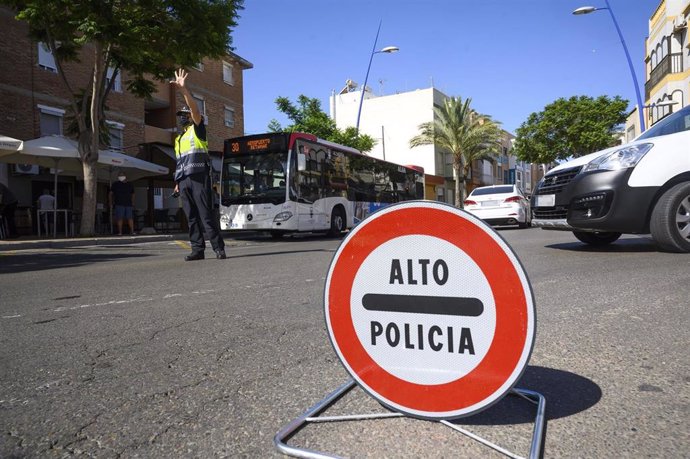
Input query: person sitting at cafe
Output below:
<box><xmin>37</xmin><ymin>188</ymin><xmax>55</xmax><ymax>235</ymax></box>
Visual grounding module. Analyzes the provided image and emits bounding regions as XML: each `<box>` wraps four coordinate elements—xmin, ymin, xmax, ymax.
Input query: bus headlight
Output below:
<box><xmin>274</xmin><ymin>211</ymin><xmax>293</xmax><ymax>222</ymax></box>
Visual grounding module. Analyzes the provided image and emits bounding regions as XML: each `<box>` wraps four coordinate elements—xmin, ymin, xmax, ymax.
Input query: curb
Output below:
<box><xmin>0</xmin><ymin>234</ymin><xmax>182</xmax><ymax>251</ymax></box>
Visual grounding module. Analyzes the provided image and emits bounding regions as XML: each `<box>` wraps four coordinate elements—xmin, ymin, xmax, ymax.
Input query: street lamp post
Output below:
<box><xmin>574</xmin><ymin>1</ymin><xmax>646</xmax><ymax>132</ymax></box>
<box><xmin>355</xmin><ymin>20</ymin><xmax>398</xmax><ymax>134</ymax></box>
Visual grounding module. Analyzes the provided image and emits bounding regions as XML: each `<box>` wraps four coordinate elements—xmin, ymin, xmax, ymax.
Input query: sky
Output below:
<box><xmin>232</xmin><ymin>0</ymin><xmax>658</xmax><ymax>136</ymax></box>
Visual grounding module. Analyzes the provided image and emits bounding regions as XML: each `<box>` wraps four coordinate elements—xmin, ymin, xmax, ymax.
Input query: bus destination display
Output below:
<box><xmin>226</xmin><ymin>134</ymin><xmax>286</xmax><ymax>155</ymax></box>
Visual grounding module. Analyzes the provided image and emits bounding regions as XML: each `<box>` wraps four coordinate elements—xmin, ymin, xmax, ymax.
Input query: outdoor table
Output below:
<box><xmin>37</xmin><ymin>209</ymin><xmax>72</xmax><ymax>238</ymax></box>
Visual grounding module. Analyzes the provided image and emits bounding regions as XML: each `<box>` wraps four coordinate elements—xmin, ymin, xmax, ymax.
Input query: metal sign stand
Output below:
<box><xmin>275</xmin><ymin>379</ymin><xmax>546</xmax><ymax>459</ymax></box>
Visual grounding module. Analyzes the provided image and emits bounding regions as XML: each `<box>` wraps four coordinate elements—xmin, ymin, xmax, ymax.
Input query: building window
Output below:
<box><xmin>38</xmin><ymin>104</ymin><xmax>64</xmax><ymax>135</ymax></box>
<box><xmin>192</xmin><ymin>94</ymin><xmax>206</xmax><ymax>125</ymax></box>
<box><xmin>106</xmin><ymin>67</ymin><xmax>122</xmax><ymax>92</ymax></box>
<box><xmin>626</xmin><ymin>125</ymin><xmax>636</xmax><ymax>142</ymax></box>
<box><xmin>38</xmin><ymin>42</ymin><xmax>57</xmax><ymax>72</ymax></box>
<box><xmin>193</xmin><ymin>62</ymin><xmax>204</xmax><ymax>72</ymax></box>
<box><xmin>224</xmin><ymin>106</ymin><xmax>235</xmax><ymax>128</ymax></box>
<box><xmin>222</xmin><ymin>61</ymin><xmax>234</xmax><ymax>85</ymax></box>
<box><xmin>107</xmin><ymin>121</ymin><xmax>124</xmax><ymax>150</ymax></box>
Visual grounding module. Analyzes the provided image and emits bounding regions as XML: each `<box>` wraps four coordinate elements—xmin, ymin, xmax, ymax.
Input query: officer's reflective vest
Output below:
<box><xmin>174</xmin><ymin>124</ymin><xmax>210</xmax><ymax>181</ymax></box>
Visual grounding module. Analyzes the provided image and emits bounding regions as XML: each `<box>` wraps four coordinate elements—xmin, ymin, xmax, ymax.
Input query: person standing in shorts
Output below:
<box><xmin>109</xmin><ymin>172</ymin><xmax>135</xmax><ymax>235</ymax></box>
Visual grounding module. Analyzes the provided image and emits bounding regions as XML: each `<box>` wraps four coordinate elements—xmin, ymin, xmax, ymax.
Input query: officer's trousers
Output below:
<box><xmin>179</xmin><ymin>172</ymin><xmax>224</xmax><ymax>253</ymax></box>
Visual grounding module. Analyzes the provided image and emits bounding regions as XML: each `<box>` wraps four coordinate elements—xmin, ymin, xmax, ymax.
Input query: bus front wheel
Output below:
<box><xmin>328</xmin><ymin>207</ymin><xmax>346</xmax><ymax>237</ymax></box>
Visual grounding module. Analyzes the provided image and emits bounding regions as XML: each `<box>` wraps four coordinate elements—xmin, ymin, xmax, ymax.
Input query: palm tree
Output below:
<box><xmin>410</xmin><ymin>96</ymin><xmax>502</xmax><ymax>207</ymax></box>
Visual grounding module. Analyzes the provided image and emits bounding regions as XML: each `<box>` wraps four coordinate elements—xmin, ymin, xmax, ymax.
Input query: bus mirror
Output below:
<box><xmin>297</xmin><ymin>153</ymin><xmax>307</xmax><ymax>171</ymax></box>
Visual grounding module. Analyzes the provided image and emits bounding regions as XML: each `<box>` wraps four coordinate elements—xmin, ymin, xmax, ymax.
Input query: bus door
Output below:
<box><xmin>305</xmin><ymin>144</ymin><xmax>331</xmax><ymax>230</ymax></box>
<box><xmin>294</xmin><ymin>143</ymin><xmax>315</xmax><ymax>231</ymax></box>
<box><xmin>296</xmin><ymin>196</ymin><xmax>314</xmax><ymax>231</ymax></box>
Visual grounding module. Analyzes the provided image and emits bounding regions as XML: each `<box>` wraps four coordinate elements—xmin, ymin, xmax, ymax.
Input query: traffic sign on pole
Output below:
<box><xmin>324</xmin><ymin>201</ymin><xmax>536</xmax><ymax>420</ymax></box>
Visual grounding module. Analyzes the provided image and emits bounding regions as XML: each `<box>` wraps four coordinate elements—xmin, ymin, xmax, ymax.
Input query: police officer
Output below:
<box><xmin>170</xmin><ymin>68</ymin><xmax>226</xmax><ymax>261</ymax></box>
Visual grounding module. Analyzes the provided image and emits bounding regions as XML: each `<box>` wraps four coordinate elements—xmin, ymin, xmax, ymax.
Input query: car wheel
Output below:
<box><xmin>328</xmin><ymin>206</ymin><xmax>346</xmax><ymax>237</ymax></box>
<box><xmin>572</xmin><ymin>231</ymin><xmax>621</xmax><ymax>246</ymax></box>
<box><xmin>650</xmin><ymin>182</ymin><xmax>690</xmax><ymax>253</ymax></box>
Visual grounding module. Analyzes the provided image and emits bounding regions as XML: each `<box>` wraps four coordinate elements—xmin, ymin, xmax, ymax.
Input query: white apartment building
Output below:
<box><xmin>330</xmin><ymin>85</ymin><xmax>533</xmax><ymax>202</ymax></box>
<box><xmin>331</xmin><ymin>86</ymin><xmax>453</xmax><ymax>202</ymax></box>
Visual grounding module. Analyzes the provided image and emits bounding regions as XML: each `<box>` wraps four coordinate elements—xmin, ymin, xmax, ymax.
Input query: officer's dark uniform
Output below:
<box><xmin>174</xmin><ymin>110</ymin><xmax>225</xmax><ymax>260</ymax></box>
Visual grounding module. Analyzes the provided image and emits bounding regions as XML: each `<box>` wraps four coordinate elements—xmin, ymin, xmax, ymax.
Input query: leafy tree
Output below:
<box><xmin>513</xmin><ymin>95</ymin><xmax>628</xmax><ymax>164</ymax></box>
<box><xmin>269</xmin><ymin>95</ymin><xmax>376</xmax><ymax>153</ymax></box>
<box><xmin>3</xmin><ymin>0</ymin><xmax>243</xmax><ymax>235</ymax></box>
<box><xmin>409</xmin><ymin>96</ymin><xmax>502</xmax><ymax>207</ymax></box>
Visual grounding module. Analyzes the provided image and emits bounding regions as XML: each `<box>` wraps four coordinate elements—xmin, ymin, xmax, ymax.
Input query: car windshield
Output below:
<box><xmin>470</xmin><ymin>186</ymin><xmax>514</xmax><ymax>196</ymax></box>
<box><xmin>636</xmin><ymin>105</ymin><xmax>690</xmax><ymax>140</ymax></box>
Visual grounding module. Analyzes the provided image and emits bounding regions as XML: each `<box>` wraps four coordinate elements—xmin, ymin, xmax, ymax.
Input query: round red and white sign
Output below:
<box><xmin>324</xmin><ymin>201</ymin><xmax>535</xmax><ymax>420</ymax></box>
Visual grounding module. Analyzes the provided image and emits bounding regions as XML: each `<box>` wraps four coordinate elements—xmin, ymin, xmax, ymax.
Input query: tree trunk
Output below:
<box><xmin>454</xmin><ymin>154</ymin><xmax>467</xmax><ymax>208</ymax></box>
<box><xmin>79</xmin><ymin>160</ymin><xmax>98</xmax><ymax>236</ymax></box>
<box><xmin>454</xmin><ymin>164</ymin><xmax>463</xmax><ymax>208</ymax></box>
<box><xmin>461</xmin><ymin>164</ymin><xmax>472</xmax><ymax>204</ymax></box>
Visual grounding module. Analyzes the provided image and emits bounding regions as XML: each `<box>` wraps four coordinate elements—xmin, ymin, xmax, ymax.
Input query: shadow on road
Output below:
<box><xmin>231</xmin><ymin>248</ymin><xmax>336</xmax><ymax>259</ymax></box>
<box><xmin>0</xmin><ymin>252</ymin><xmax>152</xmax><ymax>274</ymax></box>
<box><xmin>546</xmin><ymin>237</ymin><xmax>659</xmax><ymax>253</ymax></box>
<box><xmin>456</xmin><ymin>365</ymin><xmax>602</xmax><ymax>425</ymax></box>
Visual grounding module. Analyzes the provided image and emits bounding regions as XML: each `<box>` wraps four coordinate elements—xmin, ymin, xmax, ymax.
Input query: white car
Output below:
<box><xmin>463</xmin><ymin>184</ymin><xmax>531</xmax><ymax>228</ymax></box>
<box><xmin>531</xmin><ymin>104</ymin><xmax>690</xmax><ymax>252</ymax></box>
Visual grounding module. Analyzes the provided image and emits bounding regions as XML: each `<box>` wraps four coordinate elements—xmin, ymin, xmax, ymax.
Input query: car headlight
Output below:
<box><xmin>583</xmin><ymin>143</ymin><xmax>653</xmax><ymax>172</ymax></box>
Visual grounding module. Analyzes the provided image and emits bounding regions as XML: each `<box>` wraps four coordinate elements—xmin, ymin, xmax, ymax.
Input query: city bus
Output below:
<box><xmin>220</xmin><ymin>132</ymin><xmax>424</xmax><ymax>237</ymax></box>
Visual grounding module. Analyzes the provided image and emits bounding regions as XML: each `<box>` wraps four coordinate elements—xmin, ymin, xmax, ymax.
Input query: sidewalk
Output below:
<box><xmin>0</xmin><ymin>232</ymin><xmax>185</xmax><ymax>251</ymax></box>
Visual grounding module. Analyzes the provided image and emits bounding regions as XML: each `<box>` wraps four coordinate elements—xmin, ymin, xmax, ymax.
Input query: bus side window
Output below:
<box><xmin>297</xmin><ymin>152</ymin><xmax>307</xmax><ymax>171</ymax></box>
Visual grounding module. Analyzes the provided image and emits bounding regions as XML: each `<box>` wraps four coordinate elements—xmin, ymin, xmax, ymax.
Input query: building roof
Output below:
<box><xmin>227</xmin><ymin>50</ymin><xmax>253</xmax><ymax>70</ymax></box>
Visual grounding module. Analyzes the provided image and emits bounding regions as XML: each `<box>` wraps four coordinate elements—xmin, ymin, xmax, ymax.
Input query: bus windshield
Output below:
<box><xmin>221</xmin><ymin>152</ymin><xmax>287</xmax><ymax>205</ymax></box>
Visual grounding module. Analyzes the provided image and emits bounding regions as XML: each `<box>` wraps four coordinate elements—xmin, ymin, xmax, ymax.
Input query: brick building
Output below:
<box><xmin>0</xmin><ymin>6</ymin><xmax>252</xmax><ymax>234</ymax></box>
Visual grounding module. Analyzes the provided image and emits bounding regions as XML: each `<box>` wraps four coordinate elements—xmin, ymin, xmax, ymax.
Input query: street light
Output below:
<box><xmin>355</xmin><ymin>20</ymin><xmax>398</xmax><ymax>133</ymax></box>
<box><xmin>573</xmin><ymin>1</ymin><xmax>646</xmax><ymax>132</ymax></box>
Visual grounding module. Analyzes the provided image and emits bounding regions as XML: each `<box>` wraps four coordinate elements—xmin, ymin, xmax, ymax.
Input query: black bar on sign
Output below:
<box><xmin>362</xmin><ymin>294</ymin><xmax>484</xmax><ymax>317</ymax></box>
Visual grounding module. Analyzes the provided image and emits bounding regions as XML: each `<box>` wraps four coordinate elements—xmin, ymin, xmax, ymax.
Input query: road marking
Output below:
<box><xmin>52</xmin><ymin>289</ymin><xmax>216</xmax><ymax>313</ymax></box>
<box><xmin>175</xmin><ymin>240</ymin><xmax>191</xmax><ymax>249</ymax></box>
<box><xmin>1</xmin><ymin>314</ymin><xmax>21</xmax><ymax>319</ymax></box>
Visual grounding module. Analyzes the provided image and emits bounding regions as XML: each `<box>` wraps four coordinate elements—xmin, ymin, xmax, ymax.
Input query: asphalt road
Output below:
<box><xmin>0</xmin><ymin>228</ymin><xmax>688</xmax><ymax>458</ymax></box>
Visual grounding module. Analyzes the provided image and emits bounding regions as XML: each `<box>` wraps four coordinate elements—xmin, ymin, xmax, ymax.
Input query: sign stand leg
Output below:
<box><xmin>274</xmin><ymin>380</ymin><xmax>546</xmax><ymax>459</ymax></box>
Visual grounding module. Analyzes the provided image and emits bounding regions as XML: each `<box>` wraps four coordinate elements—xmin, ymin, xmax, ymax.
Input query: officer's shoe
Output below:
<box><xmin>215</xmin><ymin>249</ymin><xmax>227</xmax><ymax>260</ymax></box>
<box><xmin>184</xmin><ymin>252</ymin><xmax>205</xmax><ymax>261</ymax></box>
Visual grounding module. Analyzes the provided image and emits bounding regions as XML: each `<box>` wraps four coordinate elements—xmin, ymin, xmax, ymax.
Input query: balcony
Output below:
<box><xmin>144</xmin><ymin>124</ymin><xmax>175</xmax><ymax>145</ymax></box>
<box><xmin>645</xmin><ymin>53</ymin><xmax>684</xmax><ymax>98</ymax></box>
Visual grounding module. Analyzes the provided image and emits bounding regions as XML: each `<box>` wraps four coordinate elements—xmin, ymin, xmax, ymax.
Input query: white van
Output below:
<box><xmin>531</xmin><ymin>104</ymin><xmax>690</xmax><ymax>253</ymax></box>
